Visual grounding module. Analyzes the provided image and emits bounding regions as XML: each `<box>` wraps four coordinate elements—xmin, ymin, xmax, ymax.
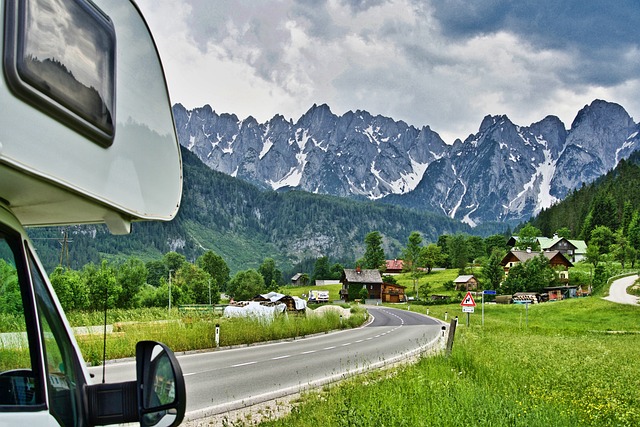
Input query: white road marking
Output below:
<box><xmin>231</xmin><ymin>361</ymin><xmax>257</xmax><ymax>368</ymax></box>
<box><xmin>272</xmin><ymin>355</ymin><xmax>291</xmax><ymax>360</ymax></box>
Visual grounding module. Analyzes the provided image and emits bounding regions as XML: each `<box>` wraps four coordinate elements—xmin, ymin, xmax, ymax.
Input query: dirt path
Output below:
<box><xmin>604</xmin><ymin>275</ymin><xmax>639</xmax><ymax>305</ymax></box>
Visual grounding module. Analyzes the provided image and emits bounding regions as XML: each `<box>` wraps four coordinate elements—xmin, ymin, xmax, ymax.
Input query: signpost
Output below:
<box><xmin>482</xmin><ymin>290</ymin><xmax>496</xmax><ymax>326</ymax></box>
<box><xmin>460</xmin><ymin>291</ymin><xmax>476</xmax><ymax>326</ymax></box>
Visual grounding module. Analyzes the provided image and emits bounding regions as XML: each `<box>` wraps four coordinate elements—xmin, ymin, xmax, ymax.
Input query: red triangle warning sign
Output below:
<box><xmin>460</xmin><ymin>291</ymin><xmax>476</xmax><ymax>307</ymax></box>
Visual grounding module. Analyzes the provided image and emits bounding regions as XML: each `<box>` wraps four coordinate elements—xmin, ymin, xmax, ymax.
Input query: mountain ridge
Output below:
<box><xmin>175</xmin><ymin>99</ymin><xmax>639</xmax><ymax>226</ymax></box>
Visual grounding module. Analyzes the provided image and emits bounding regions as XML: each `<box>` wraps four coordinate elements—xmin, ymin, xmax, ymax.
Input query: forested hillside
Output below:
<box><xmin>531</xmin><ymin>150</ymin><xmax>640</xmax><ymax>237</ymax></box>
<box><xmin>29</xmin><ymin>147</ymin><xmax>472</xmax><ymax>273</ymax></box>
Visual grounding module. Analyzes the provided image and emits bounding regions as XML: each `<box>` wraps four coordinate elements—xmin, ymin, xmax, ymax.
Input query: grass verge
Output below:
<box><xmin>74</xmin><ymin>305</ymin><xmax>367</xmax><ymax>365</ymax></box>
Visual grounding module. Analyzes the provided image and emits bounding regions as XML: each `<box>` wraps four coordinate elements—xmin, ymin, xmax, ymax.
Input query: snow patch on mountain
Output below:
<box><xmin>173</xmin><ymin>100</ymin><xmax>639</xmax><ymax>226</ymax></box>
<box><xmin>270</xmin><ymin>166</ymin><xmax>303</xmax><ymax>190</ymax></box>
<box><xmin>259</xmin><ymin>139</ymin><xmax>273</xmax><ymax>159</ymax></box>
<box><xmin>535</xmin><ymin>148</ymin><xmax>558</xmax><ymax>212</ymax></box>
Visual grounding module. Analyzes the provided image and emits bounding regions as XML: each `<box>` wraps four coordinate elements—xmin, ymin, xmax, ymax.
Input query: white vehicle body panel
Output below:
<box><xmin>0</xmin><ymin>0</ymin><xmax>182</xmax><ymax>232</ymax></box>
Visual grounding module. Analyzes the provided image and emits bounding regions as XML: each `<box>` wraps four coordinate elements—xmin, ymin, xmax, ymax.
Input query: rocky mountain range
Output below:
<box><xmin>173</xmin><ymin>99</ymin><xmax>639</xmax><ymax>226</ymax></box>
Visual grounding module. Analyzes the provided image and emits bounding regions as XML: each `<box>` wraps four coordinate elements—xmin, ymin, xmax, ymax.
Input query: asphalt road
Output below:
<box><xmin>604</xmin><ymin>274</ymin><xmax>639</xmax><ymax>305</ymax></box>
<box><xmin>88</xmin><ymin>306</ymin><xmax>444</xmax><ymax>421</ymax></box>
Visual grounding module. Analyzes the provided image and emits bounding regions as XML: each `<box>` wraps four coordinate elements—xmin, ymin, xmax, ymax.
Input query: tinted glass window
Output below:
<box><xmin>4</xmin><ymin>0</ymin><xmax>116</xmax><ymax>145</ymax></box>
<box><xmin>0</xmin><ymin>234</ymin><xmax>44</xmax><ymax>408</ymax></box>
<box><xmin>31</xmin><ymin>252</ymin><xmax>83</xmax><ymax>425</ymax></box>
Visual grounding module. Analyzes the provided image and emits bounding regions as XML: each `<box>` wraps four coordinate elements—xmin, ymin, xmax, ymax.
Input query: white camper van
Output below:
<box><xmin>1</xmin><ymin>0</ymin><xmax>186</xmax><ymax>425</ymax></box>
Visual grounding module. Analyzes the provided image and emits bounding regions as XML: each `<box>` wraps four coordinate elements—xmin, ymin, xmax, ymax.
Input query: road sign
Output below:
<box><xmin>483</xmin><ymin>290</ymin><xmax>497</xmax><ymax>295</ymax></box>
<box><xmin>460</xmin><ymin>291</ymin><xmax>476</xmax><ymax>307</ymax></box>
<box><xmin>462</xmin><ymin>306</ymin><xmax>475</xmax><ymax>313</ymax></box>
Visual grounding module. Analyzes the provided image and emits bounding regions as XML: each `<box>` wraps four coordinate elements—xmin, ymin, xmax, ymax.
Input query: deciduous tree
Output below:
<box><xmin>116</xmin><ymin>257</ymin><xmax>147</xmax><ymax>309</ymax></box>
<box><xmin>84</xmin><ymin>260</ymin><xmax>120</xmax><ymax>310</ymax></box>
<box><xmin>515</xmin><ymin>224</ymin><xmax>541</xmax><ymax>251</ymax></box>
<box><xmin>402</xmin><ymin>231</ymin><xmax>424</xmax><ymax>293</ymax></box>
<box><xmin>227</xmin><ymin>269</ymin><xmax>265</xmax><ymax>301</ymax></box>
<box><xmin>259</xmin><ymin>258</ymin><xmax>282</xmax><ymax>291</ymax></box>
<box><xmin>590</xmin><ymin>226</ymin><xmax>615</xmax><ymax>254</ymax></box>
<box><xmin>422</xmin><ymin>244</ymin><xmax>442</xmax><ymax>273</ymax></box>
<box><xmin>312</xmin><ymin>257</ymin><xmax>331</xmax><ymax>281</ymax></box>
<box><xmin>196</xmin><ymin>250</ymin><xmax>230</xmax><ymax>292</ymax></box>
<box><xmin>482</xmin><ymin>250</ymin><xmax>504</xmax><ymax>291</ymax></box>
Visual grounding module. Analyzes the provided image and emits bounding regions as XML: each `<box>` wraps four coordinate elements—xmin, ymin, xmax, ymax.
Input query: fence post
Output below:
<box><xmin>445</xmin><ymin>317</ymin><xmax>457</xmax><ymax>357</ymax></box>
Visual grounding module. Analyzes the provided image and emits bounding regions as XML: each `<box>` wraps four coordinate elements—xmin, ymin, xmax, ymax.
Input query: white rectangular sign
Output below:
<box><xmin>462</xmin><ymin>306</ymin><xmax>475</xmax><ymax>313</ymax></box>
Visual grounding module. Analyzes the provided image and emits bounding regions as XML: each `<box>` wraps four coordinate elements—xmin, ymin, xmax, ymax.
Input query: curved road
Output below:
<box><xmin>89</xmin><ymin>306</ymin><xmax>443</xmax><ymax>421</ymax></box>
<box><xmin>604</xmin><ymin>274</ymin><xmax>639</xmax><ymax>305</ymax></box>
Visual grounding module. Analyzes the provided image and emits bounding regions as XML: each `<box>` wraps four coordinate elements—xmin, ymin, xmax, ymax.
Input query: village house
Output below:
<box><xmin>453</xmin><ymin>275</ymin><xmax>478</xmax><ymax>291</ymax></box>
<box><xmin>507</xmin><ymin>234</ymin><xmax>587</xmax><ymax>262</ymax></box>
<box><xmin>340</xmin><ymin>268</ymin><xmax>407</xmax><ymax>303</ymax></box>
<box><xmin>340</xmin><ymin>268</ymin><xmax>383</xmax><ymax>301</ymax></box>
<box><xmin>385</xmin><ymin>259</ymin><xmax>404</xmax><ymax>274</ymax></box>
<box><xmin>500</xmin><ymin>249</ymin><xmax>573</xmax><ymax>283</ymax></box>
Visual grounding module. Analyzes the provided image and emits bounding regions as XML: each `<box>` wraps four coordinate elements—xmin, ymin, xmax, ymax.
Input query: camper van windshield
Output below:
<box><xmin>5</xmin><ymin>0</ymin><xmax>116</xmax><ymax>145</ymax></box>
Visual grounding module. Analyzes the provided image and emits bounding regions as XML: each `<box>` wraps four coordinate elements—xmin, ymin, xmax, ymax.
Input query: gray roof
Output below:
<box><xmin>343</xmin><ymin>269</ymin><xmax>383</xmax><ymax>284</ymax></box>
<box><xmin>454</xmin><ymin>275</ymin><xmax>475</xmax><ymax>283</ymax></box>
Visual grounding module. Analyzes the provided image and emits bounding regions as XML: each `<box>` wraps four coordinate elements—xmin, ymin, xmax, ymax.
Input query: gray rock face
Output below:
<box><xmin>173</xmin><ymin>99</ymin><xmax>639</xmax><ymax>225</ymax></box>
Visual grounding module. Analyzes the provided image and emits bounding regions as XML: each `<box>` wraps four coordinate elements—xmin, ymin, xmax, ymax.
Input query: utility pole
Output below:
<box><xmin>58</xmin><ymin>228</ymin><xmax>72</xmax><ymax>268</ymax></box>
<box><xmin>168</xmin><ymin>269</ymin><xmax>173</xmax><ymax>311</ymax></box>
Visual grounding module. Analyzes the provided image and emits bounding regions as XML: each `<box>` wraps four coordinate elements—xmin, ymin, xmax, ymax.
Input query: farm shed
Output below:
<box><xmin>543</xmin><ymin>285</ymin><xmax>579</xmax><ymax>301</ymax></box>
<box><xmin>512</xmin><ymin>292</ymin><xmax>543</xmax><ymax>304</ymax></box>
<box><xmin>453</xmin><ymin>275</ymin><xmax>478</xmax><ymax>291</ymax></box>
<box><xmin>381</xmin><ymin>283</ymin><xmax>407</xmax><ymax>303</ymax></box>
<box><xmin>253</xmin><ymin>292</ymin><xmax>307</xmax><ymax>312</ymax></box>
<box><xmin>291</xmin><ymin>273</ymin><xmax>305</xmax><ymax>286</ymax></box>
<box><xmin>495</xmin><ymin>295</ymin><xmax>513</xmax><ymax>304</ymax></box>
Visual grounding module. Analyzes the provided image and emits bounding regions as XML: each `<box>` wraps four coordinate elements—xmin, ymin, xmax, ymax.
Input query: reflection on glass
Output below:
<box><xmin>142</xmin><ymin>346</ymin><xmax>177</xmax><ymax>427</ymax></box>
<box><xmin>0</xmin><ymin>236</ymin><xmax>40</xmax><ymax>407</ymax></box>
<box><xmin>152</xmin><ymin>354</ymin><xmax>176</xmax><ymax>405</ymax></box>
<box><xmin>19</xmin><ymin>0</ymin><xmax>115</xmax><ymax>136</ymax></box>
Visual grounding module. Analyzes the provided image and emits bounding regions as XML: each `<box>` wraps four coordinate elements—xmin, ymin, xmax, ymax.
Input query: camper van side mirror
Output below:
<box><xmin>136</xmin><ymin>341</ymin><xmax>186</xmax><ymax>427</ymax></box>
<box><xmin>85</xmin><ymin>341</ymin><xmax>186</xmax><ymax>426</ymax></box>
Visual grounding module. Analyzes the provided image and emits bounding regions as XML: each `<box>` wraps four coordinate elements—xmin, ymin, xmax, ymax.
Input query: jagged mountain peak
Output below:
<box><xmin>173</xmin><ymin>100</ymin><xmax>639</xmax><ymax>227</ymax></box>
<box><xmin>479</xmin><ymin>114</ymin><xmax>513</xmax><ymax>133</ymax></box>
<box><xmin>571</xmin><ymin>99</ymin><xmax>633</xmax><ymax>130</ymax></box>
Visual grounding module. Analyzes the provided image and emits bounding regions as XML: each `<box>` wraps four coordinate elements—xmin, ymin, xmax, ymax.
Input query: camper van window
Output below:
<box><xmin>30</xmin><ymin>251</ymin><xmax>83</xmax><ymax>425</ymax></box>
<box><xmin>4</xmin><ymin>0</ymin><xmax>116</xmax><ymax>146</ymax></box>
<box><xmin>0</xmin><ymin>232</ymin><xmax>46</xmax><ymax>409</ymax></box>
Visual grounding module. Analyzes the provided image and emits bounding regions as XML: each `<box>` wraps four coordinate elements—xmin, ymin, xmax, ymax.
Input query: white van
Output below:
<box><xmin>1</xmin><ymin>0</ymin><xmax>186</xmax><ymax>425</ymax></box>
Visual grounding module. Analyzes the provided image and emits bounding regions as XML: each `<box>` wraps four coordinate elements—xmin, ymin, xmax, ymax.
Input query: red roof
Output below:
<box><xmin>385</xmin><ymin>259</ymin><xmax>404</xmax><ymax>271</ymax></box>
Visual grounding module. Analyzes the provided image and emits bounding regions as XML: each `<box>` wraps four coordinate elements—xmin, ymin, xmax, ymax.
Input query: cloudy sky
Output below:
<box><xmin>137</xmin><ymin>0</ymin><xmax>639</xmax><ymax>144</ymax></box>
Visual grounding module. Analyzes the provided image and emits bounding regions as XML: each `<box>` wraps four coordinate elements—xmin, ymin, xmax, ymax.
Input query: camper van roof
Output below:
<box><xmin>0</xmin><ymin>0</ymin><xmax>182</xmax><ymax>234</ymax></box>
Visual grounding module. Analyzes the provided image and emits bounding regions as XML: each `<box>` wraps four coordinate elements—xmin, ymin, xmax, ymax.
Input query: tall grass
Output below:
<box><xmin>75</xmin><ymin>306</ymin><xmax>367</xmax><ymax>365</ymax></box>
<box><xmin>260</xmin><ymin>297</ymin><xmax>640</xmax><ymax>427</ymax></box>
<box><xmin>65</xmin><ymin>307</ymin><xmax>181</xmax><ymax>327</ymax></box>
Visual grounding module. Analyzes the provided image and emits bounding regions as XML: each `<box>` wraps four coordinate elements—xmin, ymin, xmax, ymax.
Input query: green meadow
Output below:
<box><xmin>260</xmin><ymin>297</ymin><xmax>640</xmax><ymax>427</ymax></box>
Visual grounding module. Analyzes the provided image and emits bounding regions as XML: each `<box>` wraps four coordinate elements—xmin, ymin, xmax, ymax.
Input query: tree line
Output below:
<box><xmin>41</xmin><ymin>250</ymin><xmax>292</xmax><ymax>314</ymax></box>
